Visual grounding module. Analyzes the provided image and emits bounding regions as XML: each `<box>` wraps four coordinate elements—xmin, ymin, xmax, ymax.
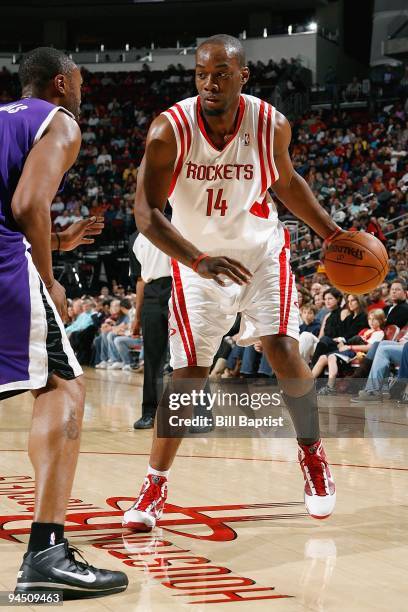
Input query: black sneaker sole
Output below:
<box><xmin>15</xmin><ymin>583</ymin><xmax>127</xmax><ymax>600</ymax></box>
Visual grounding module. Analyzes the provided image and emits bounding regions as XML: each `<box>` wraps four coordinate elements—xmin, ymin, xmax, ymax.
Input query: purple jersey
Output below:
<box><xmin>0</xmin><ymin>97</ymin><xmax>66</xmax><ymax>257</ymax></box>
<box><xmin>0</xmin><ymin>98</ymin><xmax>76</xmax><ymax>388</ymax></box>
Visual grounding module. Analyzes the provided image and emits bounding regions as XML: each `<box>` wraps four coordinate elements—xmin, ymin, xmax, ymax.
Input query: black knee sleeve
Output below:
<box><xmin>281</xmin><ymin>385</ymin><xmax>320</xmax><ymax>445</ymax></box>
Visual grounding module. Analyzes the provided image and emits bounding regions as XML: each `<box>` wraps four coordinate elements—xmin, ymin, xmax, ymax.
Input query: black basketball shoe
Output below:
<box><xmin>15</xmin><ymin>539</ymin><xmax>128</xmax><ymax>600</ymax></box>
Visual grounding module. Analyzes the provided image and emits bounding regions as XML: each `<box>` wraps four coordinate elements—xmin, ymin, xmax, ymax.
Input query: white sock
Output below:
<box><xmin>148</xmin><ymin>465</ymin><xmax>170</xmax><ymax>479</ymax></box>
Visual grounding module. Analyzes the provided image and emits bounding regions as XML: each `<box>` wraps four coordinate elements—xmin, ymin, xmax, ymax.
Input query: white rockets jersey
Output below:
<box><xmin>162</xmin><ymin>93</ymin><xmax>281</xmax><ymax>266</ymax></box>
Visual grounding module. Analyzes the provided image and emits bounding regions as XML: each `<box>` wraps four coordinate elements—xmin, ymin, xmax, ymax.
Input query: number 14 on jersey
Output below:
<box><xmin>206</xmin><ymin>188</ymin><xmax>228</xmax><ymax>217</ymax></box>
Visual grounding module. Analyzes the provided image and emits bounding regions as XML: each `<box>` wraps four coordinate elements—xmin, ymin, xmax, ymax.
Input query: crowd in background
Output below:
<box><xmin>64</xmin><ymin>274</ymin><xmax>408</xmax><ymax>402</ymax></box>
<box><xmin>1</xmin><ymin>59</ymin><xmax>407</xmax><ymax>396</ymax></box>
<box><xmin>46</xmin><ymin>67</ymin><xmax>408</xmax><ymax>284</ymax></box>
<box><xmin>3</xmin><ymin>61</ymin><xmax>407</xmax><ymax>281</ymax></box>
<box><xmin>288</xmin><ymin>106</ymin><xmax>408</xmax><ymax>277</ymax></box>
<box><xmin>64</xmin><ymin>284</ymin><xmax>145</xmax><ymax>373</ymax></box>
<box><xmin>209</xmin><ymin>276</ymin><xmax>408</xmax><ymax>402</ymax></box>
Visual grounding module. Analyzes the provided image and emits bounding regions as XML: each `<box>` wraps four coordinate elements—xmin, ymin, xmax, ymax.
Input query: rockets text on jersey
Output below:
<box><xmin>162</xmin><ymin>94</ymin><xmax>281</xmax><ymax>263</ymax></box>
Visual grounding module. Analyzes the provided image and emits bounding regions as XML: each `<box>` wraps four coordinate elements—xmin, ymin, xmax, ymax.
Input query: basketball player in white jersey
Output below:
<box><xmin>123</xmin><ymin>34</ymin><xmax>343</xmax><ymax>529</ymax></box>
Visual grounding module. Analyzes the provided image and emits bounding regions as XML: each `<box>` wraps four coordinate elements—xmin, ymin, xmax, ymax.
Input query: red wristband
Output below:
<box><xmin>324</xmin><ymin>228</ymin><xmax>343</xmax><ymax>246</ymax></box>
<box><xmin>192</xmin><ymin>253</ymin><xmax>210</xmax><ymax>272</ymax></box>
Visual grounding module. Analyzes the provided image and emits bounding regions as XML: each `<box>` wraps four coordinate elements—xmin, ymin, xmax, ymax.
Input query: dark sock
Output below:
<box><xmin>28</xmin><ymin>522</ymin><xmax>64</xmax><ymax>552</ymax></box>
<box><xmin>281</xmin><ymin>385</ymin><xmax>320</xmax><ymax>446</ymax></box>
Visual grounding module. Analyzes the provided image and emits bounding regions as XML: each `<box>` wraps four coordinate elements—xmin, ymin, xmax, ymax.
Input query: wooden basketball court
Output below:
<box><xmin>0</xmin><ymin>368</ymin><xmax>407</xmax><ymax>611</ymax></box>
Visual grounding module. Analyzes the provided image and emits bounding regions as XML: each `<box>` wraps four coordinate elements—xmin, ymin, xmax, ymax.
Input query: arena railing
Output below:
<box><xmin>285</xmin><ymin>193</ymin><xmax>375</xmax><ymax>248</ymax></box>
<box><xmin>291</xmin><ymin>246</ymin><xmax>322</xmax><ymax>267</ymax></box>
<box><xmin>383</xmin><ymin>212</ymin><xmax>408</xmax><ymax>238</ymax></box>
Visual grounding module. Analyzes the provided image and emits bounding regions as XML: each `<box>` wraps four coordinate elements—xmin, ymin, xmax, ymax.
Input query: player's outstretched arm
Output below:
<box><xmin>271</xmin><ymin>111</ymin><xmax>343</xmax><ymax>241</ymax></box>
<box><xmin>11</xmin><ymin>111</ymin><xmax>81</xmax><ymax>319</ymax></box>
<box><xmin>135</xmin><ymin>115</ymin><xmax>252</xmax><ymax>286</ymax></box>
<box><xmin>51</xmin><ymin>216</ymin><xmax>105</xmax><ymax>251</ymax></box>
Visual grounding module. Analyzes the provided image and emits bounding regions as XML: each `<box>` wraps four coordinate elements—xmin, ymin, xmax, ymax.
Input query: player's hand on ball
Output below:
<box><xmin>323</xmin><ymin>230</ymin><xmax>389</xmax><ymax>293</ymax></box>
<box><xmin>196</xmin><ymin>256</ymin><xmax>252</xmax><ymax>286</ymax></box>
<box><xmin>320</xmin><ymin>228</ymin><xmax>347</xmax><ymax>263</ymax></box>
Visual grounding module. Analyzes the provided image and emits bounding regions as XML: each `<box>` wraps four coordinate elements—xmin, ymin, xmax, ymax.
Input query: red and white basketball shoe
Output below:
<box><xmin>122</xmin><ymin>474</ymin><xmax>167</xmax><ymax>531</ymax></box>
<box><xmin>298</xmin><ymin>440</ymin><xmax>336</xmax><ymax>519</ymax></box>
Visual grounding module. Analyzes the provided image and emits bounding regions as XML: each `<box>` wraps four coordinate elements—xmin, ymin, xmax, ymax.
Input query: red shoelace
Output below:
<box><xmin>135</xmin><ymin>477</ymin><xmax>167</xmax><ymax>511</ymax></box>
<box><xmin>302</xmin><ymin>448</ymin><xmax>329</xmax><ymax>496</ymax></box>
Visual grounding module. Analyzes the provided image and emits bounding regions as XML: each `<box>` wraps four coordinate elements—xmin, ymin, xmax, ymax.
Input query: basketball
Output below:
<box><xmin>324</xmin><ymin>231</ymin><xmax>389</xmax><ymax>294</ymax></box>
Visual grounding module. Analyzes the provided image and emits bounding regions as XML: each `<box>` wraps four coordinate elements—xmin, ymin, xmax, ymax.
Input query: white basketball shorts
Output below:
<box><xmin>168</xmin><ymin>223</ymin><xmax>299</xmax><ymax>370</ymax></box>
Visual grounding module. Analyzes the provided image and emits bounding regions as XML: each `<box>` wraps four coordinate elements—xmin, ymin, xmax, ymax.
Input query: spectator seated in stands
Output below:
<box><xmin>297</xmin><ymin>285</ymin><xmax>312</xmax><ymax>309</ymax></box>
<box><xmin>93</xmin><ymin>299</ymin><xmax>123</xmax><ymax>367</ymax></box>
<box><xmin>112</xmin><ymin>332</ymin><xmax>143</xmax><ymax>372</ymax></box>
<box><xmin>68</xmin><ymin>298</ymin><xmax>103</xmax><ymax>365</ymax></box>
<box><xmin>312</xmin><ymin>288</ymin><xmax>330</xmax><ymax>323</ymax></box>
<box><xmin>216</xmin><ymin>305</ymin><xmax>320</xmax><ymax>382</ymax></box>
<box><xmin>311</xmin><ymin>292</ymin><xmax>368</xmax><ymax>368</ymax></box>
<box><xmin>300</xmin><ymin>304</ymin><xmax>321</xmax><ymax>336</ymax></box>
<box><xmin>209</xmin><ymin>317</ymin><xmax>241</xmax><ymax>380</ymax></box>
<box><xmin>66</xmin><ymin>298</ymin><xmax>95</xmax><ymax>339</ymax></box>
<box><xmin>51</xmin><ymin>195</ymin><xmax>65</xmax><ymax>214</ymax></box>
<box><xmin>312</xmin><ymin>293</ymin><xmax>368</xmax><ymax>374</ymax></box>
<box><xmin>97</xmin><ymin>298</ymin><xmax>134</xmax><ymax>369</ymax></box>
<box><xmin>317</xmin><ymin>309</ymin><xmax>386</xmax><ymax>395</ymax></box>
<box><xmin>213</xmin><ymin>339</ymin><xmax>274</xmax><ymax>381</ymax></box>
<box><xmin>350</xmin><ymin>323</ymin><xmax>408</xmax><ymax>403</ymax></box>
<box><xmin>298</xmin><ymin>303</ymin><xmax>322</xmax><ymax>364</ymax></box>
<box><xmin>240</xmin><ymin>341</ymin><xmax>274</xmax><ymax>379</ymax></box>
<box><xmin>366</xmin><ymin>287</ymin><xmax>387</xmax><ymax>312</ymax></box>
<box><xmin>300</xmin><ymin>287</ymin><xmax>346</xmax><ymax>365</ymax></box>
<box><xmin>342</xmin><ymin>279</ymin><xmax>408</xmax><ymax>391</ymax></box>
<box><xmin>381</xmin><ymin>278</ymin><xmax>408</xmax><ymax>327</ymax></box>
<box><xmin>64</xmin><ymin>298</ymin><xmax>84</xmax><ymax>331</ymax></box>
<box><xmin>107</xmin><ymin>298</ymin><xmax>143</xmax><ymax>372</ymax></box>
<box><xmin>54</xmin><ymin>209</ymin><xmax>73</xmax><ymax>229</ymax></box>
<box><xmin>220</xmin><ymin>336</ymin><xmax>243</xmax><ymax>379</ymax></box>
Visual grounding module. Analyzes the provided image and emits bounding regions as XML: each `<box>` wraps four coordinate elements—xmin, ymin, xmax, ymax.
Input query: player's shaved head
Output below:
<box><xmin>197</xmin><ymin>34</ymin><xmax>246</xmax><ymax>67</ymax></box>
<box><xmin>19</xmin><ymin>47</ymin><xmax>76</xmax><ymax>91</ymax></box>
<box><xmin>19</xmin><ymin>46</ymin><xmax>82</xmax><ymax>119</ymax></box>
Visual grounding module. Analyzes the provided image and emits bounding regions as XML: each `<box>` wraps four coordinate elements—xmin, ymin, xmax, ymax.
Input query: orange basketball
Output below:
<box><xmin>324</xmin><ymin>231</ymin><xmax>389</xmax><ymax>295</ymax></box>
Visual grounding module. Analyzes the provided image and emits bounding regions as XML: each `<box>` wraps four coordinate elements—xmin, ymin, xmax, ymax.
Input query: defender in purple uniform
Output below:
<box><xmin>0</xmin><ymin>48</ymin><xmax>128</xmax><ymax>599</ymax></box>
